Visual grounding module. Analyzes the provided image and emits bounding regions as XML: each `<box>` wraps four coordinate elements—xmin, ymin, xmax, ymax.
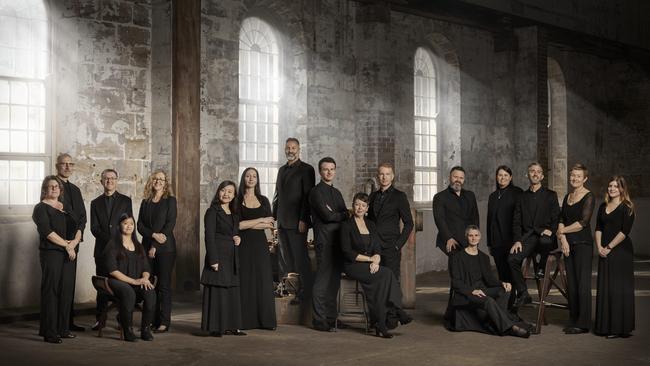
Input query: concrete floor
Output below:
<box><xmin>1</xmin><ymin>261</ymin><xmax>649</xmax><ymax>366</ymax></box>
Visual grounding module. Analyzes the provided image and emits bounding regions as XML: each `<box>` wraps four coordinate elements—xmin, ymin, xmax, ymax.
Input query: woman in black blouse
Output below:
<box><xmin>32</xmin><ymin>175</ymin><xmax>80</xmax><ymax>343</ymax></box>
<box><xmin>487</xmin><ymin>165</ymin><xmax>523</xmax><ymax>282</ymax></box>
<box><xmin>340</xmin><ymin>193</ymin><xmax>411</xmax><ymax>338</ymax></box>
<box><xmin>103</xmin><ymin>213</ymin><xmax>156</xmax><ymax>342</ymax></box>
<box><xmin>201</xmin><ymin>180</ymin><xmax>245</xmax><ymax>337</ymax></box>
<box><xmin>557</xmin><ymin>164</ymin><xmax>595</xmax><ymax>334</ymax></box>
<box><xmin>138</xmin><ymin>170</ymin><xmax>177</xmax><ymax>333</ymax></box>
<box><xmin>594</xmin><ymin>176</ymin><xmax>636</xmax><ymax>338</ymax></box>
<box><xmin>237</xmin><ymin>168</ymin><xmax>277</xmax><ymax>330</ymax></box>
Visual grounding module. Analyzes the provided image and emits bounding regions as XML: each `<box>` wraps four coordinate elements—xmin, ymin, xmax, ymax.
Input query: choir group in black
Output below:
<box><xmin>32</xmin><ymin>141</ymin><xmax>637</xmax><ymax>344</ymax></box>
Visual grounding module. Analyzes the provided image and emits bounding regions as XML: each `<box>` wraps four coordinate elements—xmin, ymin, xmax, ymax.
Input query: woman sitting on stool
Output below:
<box><xmin>445</xmin><ymin>225</ymin><xmax>530</xmax><ymax>338</ymax></box>
<box><xmin>102</xmin><ymin>213</ymin><xmax>156</xmax><ymax>342</ymax></box>
<box><xmin>340</xmin><ymin>192</ymin><xmax>411</xmax><ymax>339</ymax></box>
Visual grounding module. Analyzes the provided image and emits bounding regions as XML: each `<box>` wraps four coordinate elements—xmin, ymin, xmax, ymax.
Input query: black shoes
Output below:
<box><xmin>44</xmin><ymin>336</ymin><xmax>62</xmax><ymax>344</ymax></box>
<box><xmin>375</xmin><ymin>324</ymin><xmax>394</xmax><ymax>339</ymax></box>
<box><xmin>59</xmin><ymin>332</ymin><xmax>76</xmax><ymax>339</ymax></box>
<box><xmin>225</xmin><ymin>329</ymin><xmax>247</xmax><ymax>336</ymax></box>
<box><xmin>605</xmin><ymin>334</ymin><xmax>631</xmax><ymax>339</ymax></box>
<box><xmin>313</xmin><ymin>323</ymin><xmax>335</xmax><ymax>332</ymax></box>
<box><xmin>564</xmin><ymin>327</ymin><xmax>588</xmax><ymax>334</ymax></box>
<box><xmin>69</xmin><ymin>324</ymin><xmax>85</xmax><ymax>332</ymax></box>
<box><xmin>209</xmin><ymin>331</ymin><xmax>222</xmax><ymax>337</ymax></box>
<box><xmin>398</xmin><ymin>310</ymin><xmax>413</xmax><ymax>326</ymax></box>
<box><xmin>509</xmin><ymin>324</ymin><xmax>531</xmax><ymax>338</ymax></box>
<box><xmin>141</xmin><ymin>326</ymin><xmax>154</xmax><ymax>341</ymax></box>
<box><xmin>91</xmin><ymin>321</ymin><xmax>101</xmax><ymax>331</ymax></box>
<box><xmin>512</xmin><ymin>291</ymin><xmax>532</xmax><ymax>308</ymax></box>
<box><xmin>153</xmin><ymin>325</ymin><xmax>169</xmax><ymax>333</ymax></box>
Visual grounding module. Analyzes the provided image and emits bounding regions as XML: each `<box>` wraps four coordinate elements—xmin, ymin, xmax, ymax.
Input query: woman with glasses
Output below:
<box><xmin>138</xmin><ymin>170</ymin><xmax>177</xmax><ymax>333</ymax></box>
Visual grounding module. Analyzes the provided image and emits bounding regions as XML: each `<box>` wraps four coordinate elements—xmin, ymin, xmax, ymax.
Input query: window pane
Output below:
<box><xmin>0</xmin><ymin>181</ymin><xmax>8</xmax><ymax>204</ymax></box>
<box><xmin>11</xmin><ymin>81</ymin><xmax>28</xmax><ymax>104</ymax></box>
<box><xmin>0</xmin><ymin>130</ymin><xmax>8</xmax><ymax>150</ymax></box>
<box><xmin>0</xmin><ymin>79</ymin><xmax>9</xmax><ymax>103</ymax></box>
<box><xmin>10</xmin><ymin>181</ymin><xmax>26</xmax><ymax>204</ymax></box>
<box><xmin>0</xmin><ymin>105</ymin><xmax>9</xmax><ymax>128</ymax></box>
<box><xmin>11</xmin><ymin>130</ymin><xmax>28</xmax><ymax>152</ymax></box>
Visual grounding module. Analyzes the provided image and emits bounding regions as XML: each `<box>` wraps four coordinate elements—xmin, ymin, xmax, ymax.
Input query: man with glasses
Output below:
<box><xmin>90</xmin><ymin>168</ymin><xmax>133</xmax><ymax>330</ymax></box>
<box><xmin>55</xmin><ymin>153</ymin><xmax>86</xmax><ymax>332</ymax></box>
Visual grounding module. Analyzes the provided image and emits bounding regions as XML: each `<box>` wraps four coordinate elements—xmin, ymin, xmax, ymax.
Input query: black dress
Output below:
<box><xmin>201</xmin><ymin>204</ymin><xmax>242</xmax><ymax>333</ymax></box>
<box><xmin>560</xmin><ymin>191</ymin><xmax>595</xmax><ymax>330</ymax></box>
<box><xmin>239</xmin><ymin>198</ymin><xmax>277</xmax><ymax>329</ymax></box>
<box><xmin>486</xmin><ymin>184</ymin><xmax>523</xmax><ymax>282</ymax></box>
<box><xmin>594</xmin><ymin>202</ymin><xmax>635</xmax><ymax>336</ymax></box>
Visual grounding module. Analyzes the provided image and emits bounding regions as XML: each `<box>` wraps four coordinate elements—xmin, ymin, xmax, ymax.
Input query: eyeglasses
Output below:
<box><xmin>152</xmin><ymin>177</ymin><xmax>166</xmax><ymax>182</ymax></box>
<box><xmin>57</xmin><ymin>163</ymin><xmax>75</xmax><ymax>167</ymax></box>
<box><xmin>103</xmin><ymin>177</ymin><xmax>117</xmax><ymax>181</ymax></box>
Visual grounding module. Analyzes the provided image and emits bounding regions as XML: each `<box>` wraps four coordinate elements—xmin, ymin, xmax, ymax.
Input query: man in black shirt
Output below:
<box><xmin>368</xmin><ymin>163</ymin><xmax>413</xmax><ymax>281</ymax></box>
<box><xmin>309</xmin><ymin>157</ymin><xmax>348</xmax><ymax>331</ymax></box>
<box><xmin>432</xmin><ymin>166</ymin><xmax>480</xmax><ymax>254</ymax></box>
<box><xmin>90</xmin><ymin>168</ymin><xmax>133</xmax><ymax>329</ymax></box>
<box><xmin>272</xmin><ymin>138</ymin><xmax>316</xmax><ymax>303</ymax></box>
<box><xmin>508</xmin><ymin>162</ymin><xmax>560</xmax><ymax>308</ymax></box>
<box><xmin>56</xmin><ymin>153</ymin><xmax>86</xmax><ymax>332</ymax></box>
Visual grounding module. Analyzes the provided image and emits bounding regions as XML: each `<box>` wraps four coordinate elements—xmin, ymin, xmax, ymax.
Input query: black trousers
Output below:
<box><xmin>39</xmin><ymin>250</ymin><xmax>75</xmax><ymax>339</ymax></box>
<box><xmin>508</xmin><ymin>235</ymin><xmax>554</xmax><ymax>293</ymax></box>
<box><xmin>152</xmin><ymin>252</ymin><xmax>176</xmax><ymax>327</ymax></box>
<box><xmin>565</xmin><ymin>243</ymin><xmax>593</xmax><ymax>330</ymax></box>
<box><xmin>69</xmin><ymin>256</ymin><xmax>78</xmax><ymax>326</ymax></box>
<box><xmin>455</xmin><ymin>287</ymin><xmax>516</xmax><ymax>335</ymax></box>
<box><xmin>344</xmin><ymin>263</ymin><xmax>402</xmax><ymax>328</ymax></box>
<box><xmin>380</xmin><ymin>246</ymin><xmax>401</xmax><ymax>282</ymax></box>
<box><xmin>95</xmin><ymin>257</ymin><xmax>109</xmax><ymax>321</ymax></box>
<box><xmin>312</xmin><ymin>241</ymin><xmax>342</xmax><ymax>327</ymax></box>
<box><xmin>107</xmin><ymin>279</ymin><xmax>156</xmax><ymax>329</ymax></box>
<box><xmin>278</xmin><ymin>228</ymin><xmax>313</xmax><ymax>298</ymax></box>
<box><xmin>489</xmin><ymin>246</ymin><xmax>512</xmax><ymax>283</ymax></box>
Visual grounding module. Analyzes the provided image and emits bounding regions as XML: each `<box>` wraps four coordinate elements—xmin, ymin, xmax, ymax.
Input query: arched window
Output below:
<box><xmin>0</xmin><ymin>0</ymin><xmax>49</xmax><ymax>208</ymax></box>
<box><xmin>238</xmin><ymin>17</ymin><xmax>281</xmax><ymax>197</ymax></box>
<box><xmin>413</xmin><ymin>47</ymin><xmax>437</xmax><ymax>202</ymax></box>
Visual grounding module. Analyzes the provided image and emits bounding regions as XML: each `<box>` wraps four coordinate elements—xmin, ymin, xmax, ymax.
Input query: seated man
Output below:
<box><xmin>445</xmin><ymin>225</ymin><xmax>530</xmax><ymax>338</ymax></box>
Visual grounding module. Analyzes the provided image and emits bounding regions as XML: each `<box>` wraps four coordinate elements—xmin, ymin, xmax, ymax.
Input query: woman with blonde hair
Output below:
<box><xmin>137</xmin><ymin>170</ymin><xmax>177</xmax><ymax>333</ymax></box>
<box><xmin>594</xmin><ymin>175</ymin><xmax>635</xmax><ymax>338</ymax></box>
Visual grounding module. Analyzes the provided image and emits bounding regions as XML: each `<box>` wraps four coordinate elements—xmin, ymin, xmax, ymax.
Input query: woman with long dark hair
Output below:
<box><xmin>556</xmin><ymin>164</ymin><xmax>595</xmax><ymax>334</ymax></box>
<box><xmin>237</xmin><ymin>168</ymin><xmax>277</xmax><ymax>330</ymax></box>
<box><xmin>102</xmin><ymin>213</ymin><xmax>156</xmax><ymax>342</ymax></box>
<box><xmin>486</xmin><ymin>165</ymin><xmax>522</xmax><ymax>282</ymax></box>
<box><xmin>32</xmin><ymin>175</ymin><xmax>80</xmax><ymax>343</ymax></box>
<box><xmin>138</xmin><ymin>169</ymin><xmax>177</xmax><ymax>333</ymax></box>
<box><xmin>594</xmin><ymin>176</ymin><xmax>636</xmax><ymax>338</ymax></box>
<box><xmin>201</xmin><ymin>180</ymin><xmax>245</xmax><ymax>336</ymax></box>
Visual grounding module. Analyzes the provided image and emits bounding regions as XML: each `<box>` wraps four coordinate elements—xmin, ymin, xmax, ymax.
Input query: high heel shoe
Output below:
<box><xmin>225</xmin><ymin>329</ymin><xmax>247</xmax><ymax>336</ymax></box>
<box><xmin>397</xmin><ymin>310</ymin><xmax>413</xmax><ymax>325</ymax></box>
<box><xmin>153</xmin><ymin>325</ymin><xmax>169</xmax><ymax>333</ymax></box>
<box><xmin>375</xmin><ymin>324</ymin><xmax>393</xmax><ymax>339</ymax></box>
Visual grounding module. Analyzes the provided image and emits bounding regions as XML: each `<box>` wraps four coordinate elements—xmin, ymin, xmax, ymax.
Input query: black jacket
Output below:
<box><xmin>340</xmin><ymin>217</ymin><xmax>382</xmax><ymax>263</ymax></box>
<box><xmin>137</xmin><ymin>196</ymin><xmax>177</xmax><ymax>253</ymax></box>
<box><xmin>90</xmin><ymin>192</ymin><xmax>133</xmax><ymax>258</ymax></box>
<box><xmin>200</xmin><ymin>204</ymin><xmax>239</xmax><ymax>287</ymax></box>
<box><xmin>432</xmin><ymin>187</ymin><xmax>479</xmax><ymax>249</ymax></box>
<box><xmin>59</xmin><ymin>180</ymin><xmax>87</xmax><ymax>244</ymax></box>
<box><xmin>367</xmin><ymin>186</ymin><xmax>414</xmax><ymax>251</ymax></box>
<box><xmin>308</xmin><ymin>181</ymin><xmax>348</xmax><ymax>247</ymax></box>
<box><xmin>272</xmin><ymin>160</ymin><xmax>316</xmax><ymax>229</ymax></box>
<box><xmin>449</xmin><ymin>250</ymin><xmax>501</xmax><ymax>306</ymax></box>
<box><xmin>486</xmin><ymin>185</ymin><xmax>523</xmax><ymax>249</ymax></box>
<box><xmin>102</xmin><ymin>239</ymin><xmax>151</xmax><ymax>279</ymax></box>
<box><xmin>32</xmin><ymin>202</ymin><xmax>78</xmax><ymax>252</ymax></box>
<box><xmin>512</xmin><ymin>187</ymin><xmax>560</xmax><ymax>243</ymax></box>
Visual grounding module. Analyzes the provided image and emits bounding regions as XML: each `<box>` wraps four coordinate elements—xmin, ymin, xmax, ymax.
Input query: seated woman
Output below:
<box><xmin>340</xmin><ymin>192</ymin><xmax>411</xmax><ymax>338</ymax></box>
<box><xmin>445</xmin><ymin>225</ymin><xmax>530</xmax><ymax>338</ymax></box>
<box><xmin>102</xmin><ymin>213</ymin><xmax>156</xmax><ymax>342</ymax></box>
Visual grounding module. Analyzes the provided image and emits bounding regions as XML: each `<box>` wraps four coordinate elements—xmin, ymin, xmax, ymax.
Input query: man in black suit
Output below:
<box><xmin>508</xmin><ymin>162</ymin><xmax>560</xmax><ymax>308</ymax></box>
<box><xmin>90</xmin><ymin>168</ymin><xmax>133</xmax><ymax>329</ymax></box>
<box><xmin>272</xmin><ymin>137</ymin><xmax>316</xmax><ymax>303</ymax></box>
<box><xmin>432</xmin><ymin>166</ymin><xmax>480</xmax><ymax>255</ymax></box>
<box><xmin>309</xmin><ymin>157</ymin><xmax>348</xmax><ymax>332</ymax></box>
<box><xmin>56</xmin><ymin>153</ymin><xmax>86</xmax><ymax>332</ymax></box>
<box><xmin>367</xmin><ymin>163</ymin><xmax>414</xmax><ymax>281</ymax></box>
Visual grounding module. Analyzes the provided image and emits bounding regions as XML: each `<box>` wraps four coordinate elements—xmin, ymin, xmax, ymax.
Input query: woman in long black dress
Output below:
<box><xmin>487</xmin><ymin>165</ymin><xmax>523</xmax><ymax>282</ymax></box>
<box><xmin>594</xmin><ymin>175</ymin><xmax>635</xmax><ymax>338</ymax></box>
<box><xmin>138</xmin><ymin>170</ymin><xmax>177</xmax><ymax>333</ymax></box>
<box><xmin>557</xmin><ymin>164</ymin><xmax>595</xmax><ymax>334</ymax></box>
<box><xmin>103</xmin><ymin>213</ymin><xmax>156</xmax><ymax>342</ymax></box>
<box><xmin>340</xmin><ymin>192</ymin><xmax>411</xmax><ymax>338</ymax></box>
<box><xmin>201</xmin><ymin>180</ymin><xmax>246</xmax><ymax>337</ymax></box>
<box><xmin>32</xmin><ymin>175</ymin><xmax>80</xmax><ymax>343</ymax></box>
<box><xmin>237</xmin><ymin>167</ymin><xmax>277</xmax><ymax>330</ymax></box>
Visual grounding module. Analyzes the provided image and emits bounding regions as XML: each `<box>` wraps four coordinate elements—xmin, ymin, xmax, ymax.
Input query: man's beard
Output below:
<box><xmin>286</xmin><ymin>153</ymin><xmax>297</xmax><ymax>161</ymax></box>
<box><xmin>451</xmin><ymin>182</ymin><xmax>462</xmax><ymax>192</ymax></box>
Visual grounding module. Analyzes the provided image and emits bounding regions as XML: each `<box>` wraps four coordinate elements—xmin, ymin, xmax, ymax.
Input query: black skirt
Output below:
<box><xmin>201</xmin><ymin>285</ymin><xmax>242</xmax><ymax>333</ymax></box>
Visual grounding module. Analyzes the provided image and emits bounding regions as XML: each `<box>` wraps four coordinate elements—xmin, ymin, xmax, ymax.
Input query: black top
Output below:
<box><xmin>59</xmin><ymin>180</ymin><xmax>87</xmax><ymax>243</ymax></box>
<box><xmin>138</xmin><ymin>196</ymin><xmax>177</xmax><ymax>253</ymax></box>
<box><xmin>487</xmin><ymin>185</ymin><xmax>523</xmax><ymax>249</ymax></box>
<box><xmin>90</xmin><ymin>191</ymin><xmax>133</xmax><ymax>257</ymax></box>
<box><xmin>512</xmin><ymin>187</ymin><xmax>560</xmax><ymax>243</ymax></box>
<box><xmin>595</xmin><ymin>202</ymin><xmax>635</xmax><ymax>248</ymax></box>
<box><xmin>32</xmin><ymin>202</ymin><xmax>78</xmax><ymax>252</ymax></box>
<box><xmin>309</xmin><ymin>181</ymin><xmax>348</xmax><ymax>249</ymax></box>
<box><xmin>272</xmin><ymin>159</ymin><xmax>316</xmax><ymax>229</ymax></box>
<box><xmin>102</xmin><ymin>239</ymin><xmax>151</xmax><ymax>279</ymax></box>
<box><xmin>340</xmin><ymin>217</ymin><xmax>382</xmax><ymax>263</ymax></box>
<box><xmin>432</xmin><ymin>186</ymin><xmax>480</xmax><ymax>249</ymax></box>
<box><xmin>240</xmin><ymin>195</ymin><xmax>272</xmax><ymax>220</ymax></box>
<box><xmin>201</xmin><ymin>203</ymin><xmax>240</xmax><ymax>287</ymax></box>
<box><xmin>448</xmin><ymin>249</ymin><xmax>501</xmax><ymax>306</ymax></box>
<box><xmin>368</xmin><ymin>185</ymin><xmax>414</xmax><ymax>250</ymax></box>
<box><xmin>560</xmin><ymin>191</ymin><xmax>595</xmax><ymax>245</ymax></box>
